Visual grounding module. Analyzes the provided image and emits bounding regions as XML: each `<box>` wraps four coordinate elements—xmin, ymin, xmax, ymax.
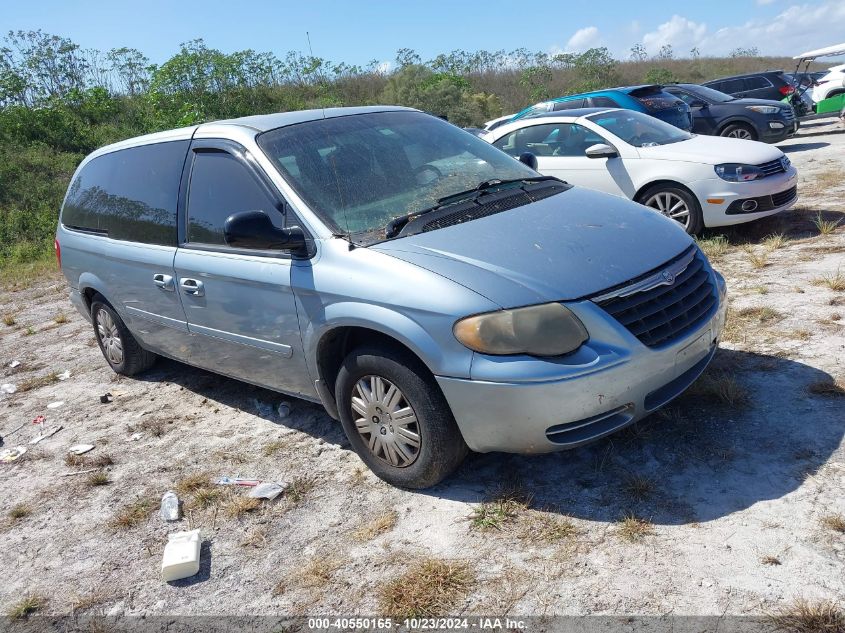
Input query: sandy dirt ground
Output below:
<box><xmin>1</xmin><ymin>119</ymin><xmax>844</xmax><ymax>622</ymax></box>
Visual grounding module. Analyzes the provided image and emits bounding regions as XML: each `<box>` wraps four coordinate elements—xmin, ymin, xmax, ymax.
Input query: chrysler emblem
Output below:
<box><xmin>662</xmin><ymin>270</ymin><xmax>676</xmax><ymax>284</ymax></box>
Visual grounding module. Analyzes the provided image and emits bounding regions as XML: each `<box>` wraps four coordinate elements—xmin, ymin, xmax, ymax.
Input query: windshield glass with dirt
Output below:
<box><xmin>588</xmin><ymin>110</ymin><xmax>693</xmax><ymax>148</ymax></box>
<box><xmin>257</xmin><ymin>111</ymin><xmax>537</xmax><ymax>242</ymax></box>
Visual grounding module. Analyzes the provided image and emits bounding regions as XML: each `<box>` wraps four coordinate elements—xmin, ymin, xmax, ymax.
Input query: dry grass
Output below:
<box><xmin>736</xmin><ymin>306</ymin><xmax>784</xmax><ymax>323</ymax></box>
<box><xmin>261</xmin><ymin>438</ymin><xmax>290</xmax><ymax>457</ymax></box>
<box><xmin>2</xmin><ymin>313</ymin><xmax>15</xmax><ymax>326</ymax></box>
<box><xmin>69</xmin><ymin>590</ymin><xmax>113</xmax><ymax>614</ymax></box>
<box><xmin>813</xmin><ymin>212</ymin><xmax>842</xmax><ymax>236</ymax></box>
<box><xmin>769</xmin><ymin>598</ymin><xmax>845</xmax><ymax>633</ymax></box>
<box><xmin>110</xmin><ymin>496</ymin><xmax>155</xmax><ymax>529</ymax></box>
<box><xmin>761</xmin><ymin>555</ymin><xmax>782</xmax><ymax>566</ymax></box>
<box><xmin>811</xmin><ymin>269</ymin><xmax>845</xmax><ymax>292</ymax></box>
<box><xmin>192</xmin><ymin>488</ymin><xmax>224</xmax><ymax>509</ymax></box>
<box><xmin>469</xmin><ymin>482</ymin><xmax>533</xmax><ymax>531</ymax></box>
<box><xmin>379</xmin><ymin>559</ymin><xmax>474</xmax><ymax>618</ymax></box>
<box><xmin>747</xmin><ymin>249</ymin><xmax>770</xmax><ymax>269</ymax></box>
<box><xmin>353</xmin><ymin>510</ymin><xmax>398</xmax><ymax>541</ymax></box>
<box><xmin>697</xmin><ymin>235</ymin><xmax>731</xmax><ymax>261</ymax></box>
<box><xmin>9</xmin><ymin>503</ymin><xmax>32</xmax><ymax>521</ymax></box>
<box><xmin>820</xmin><ymin>514</ymin><xmax>845</xmax><ymax>533</ymax></box>
<box><xmin>753</xmin><ymin>285</ymin><xmax>769</xmax><ymax>294</ymax></box>
<box><xmin>53</xmin><ymin>312</ymin><xmax>68</xmax><ymax>324</ymax></box>
<box><xmin>273</xmin><ymin>554</ymin><xmax>345</xmax><ymax>594</ymax></box>
<box><xmin>17</xmin><ymin>371</ymin><xmax>58</xmax><ymax>393</ymax></box>
<box><xmin>286</xmin><ymin>475</ymin><xmax>317</xmax><ymax>504</ymax></box>
<box><xmin>518</xmin><ymin>513</ymin><xmax>580</xmax><ymax>544</ymax></box>
<box><xmin>175</xmin><ymin>472</ymin><xmax>213</xmax><ymax>496</ymax></box>
<box><xmin>622</xmin><ymin>474</ymin><xmax>656</xmax><ymax>501</ymax></box>
<box><xmin>65</xmin><ymin>452</ymin><xmax>114</xmax><ymax>468</ymax></box>
<box><xmin>616</xmin><ymin>514</ymin><xmax>655</xmax><ymax>542</ymax></box>
<box><xmin>763</xmin><ymin>233</ymin><xmax>789</xmax><ymax>251</ymax></box>
<box><xmin>807</xmin><ymin>379</ymin><xmax>845</xmax><ymax>398</ymax></box>
<box><xmin>138</xmin><ymin>417</ymin><xmax>167</xmax><ymax>437</ymax></box>
<box><xmin>223</xmin><ymin>495</ymin><xmax>261</xmax><ymax>518</ymax></box>
<box><xmin>789</xmin><ymin>329</ymin><xmax>812</xmax><ymax>341</ymax></box>
<box><xmin>8</xmin><ymin>595</ymin><xmax>44</xmax><ymax>619</ymax></box>
<box><xmin>687</xmin><ymin>370</ymin><xmax>751</xmax><ymax>408</ymax></box>
<box><xmin>86</xmin><ymin>471</ymin><xmax>110</xmax><ymax>487</ymax></box>
<box><xmin>23</xmin><ymin>326</ymin><xmax>35</xmax><ymax>336</ymax></box>
<box><xmin>240</xmin><ymin>527</ymin><xmax>269</xmax><ymax>549</ymax></box>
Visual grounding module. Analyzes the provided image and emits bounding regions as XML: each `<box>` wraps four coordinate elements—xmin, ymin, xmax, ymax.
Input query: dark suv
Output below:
<box><xmin>703</xmin><ymin>71</ymin><xmax>796</xmax><ymax>101</ymax></box>
<box><xmin>664</xmin><ymin>83</ymin><xmax>797</xmax><ymax>143</ymax></box>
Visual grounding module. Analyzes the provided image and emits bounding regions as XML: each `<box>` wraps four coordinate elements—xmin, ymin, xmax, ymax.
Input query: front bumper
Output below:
<box><xmin>436</xmin><ymin>273</ymin><xmax>727</xmax><ymax>454</ymax></box>
<box><xmin>691</xmin><ymin>167</ymin><xmax>799</xmax><ymax>228</ymax></box>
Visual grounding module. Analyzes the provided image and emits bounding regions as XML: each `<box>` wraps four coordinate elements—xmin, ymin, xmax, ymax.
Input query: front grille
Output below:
<box><xmin>726</xmin><ymin>185</ymin><xmax>798</xmax><ymax>214</ymax></box>
<box><xmin>593</xmin><ymin>247</ymin><xmax>717</xmax><ymax>348</ymax></box>
<box><xmin>782</xmin><ymin>107</ymin><xmax>795</xmax><ymax>122</ymax></box>
<box><xmin>422</xmin><ymin>184</ymin><xmax>565</xmax><ymax>233</ymax></box>
<box><xmin>758</xmin><ymin>158</ymin><xmax>786</xmax><ymax>177</ymax></box>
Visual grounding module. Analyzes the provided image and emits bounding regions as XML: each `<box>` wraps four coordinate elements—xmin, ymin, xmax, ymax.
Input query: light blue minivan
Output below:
<box><xmin>57</xmin><ymin>106</ymin><xmax>726</xmax><ymax>488</ymax></box>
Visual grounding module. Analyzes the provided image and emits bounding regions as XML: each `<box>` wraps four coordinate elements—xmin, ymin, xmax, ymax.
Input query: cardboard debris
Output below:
<box><xmin>0</xmin><ymin>446</ymin><xmax>27</xmax><ymax>463</ymax></box>
<box><xmin>68</xmin><ymin>444</ymin><xmax>95</xmax><ymax>455</ymax></box>
<box><xmin>46</xmin><ymin>401</ymin><xmax>64</xmax><ymax>409</ymax></box>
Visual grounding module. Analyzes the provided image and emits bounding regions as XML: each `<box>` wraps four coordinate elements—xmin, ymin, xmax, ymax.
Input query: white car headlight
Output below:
<box><xmin>453</xmin><ymin>303</ymin><xmax>588</xmax><ymax>356</ymax></box>
<box><xmin>714</xmin><ymin>163</ymin><xmax>764</xmax><ymax>182</ymax></box>
<box><xmin>745</xmin><ymin>105</ymin><xmax>780</xmax><ymax>114</ymax></box>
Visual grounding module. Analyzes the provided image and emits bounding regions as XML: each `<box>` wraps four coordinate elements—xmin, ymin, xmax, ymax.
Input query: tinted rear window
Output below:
<box><xmin>552</xmin><ymin>98</ymin><xmax>586</xmax><ymax>110</ymax></box>
<box><xmin>745</xmin><ymin>76</ymin><xmax>773</xmax><ymax>90</ymax></box>
<box><xmin>631</xmin><ymin>90</ymin><xmax>685</xmax><ymax>112</ymax></box>
<box><xmin>62</xmin><ymin>141</ymin><xmax>188</xmax><ymax>245</ymax></box>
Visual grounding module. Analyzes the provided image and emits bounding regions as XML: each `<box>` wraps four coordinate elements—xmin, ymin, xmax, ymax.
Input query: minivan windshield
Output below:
<box><xmin>257</xmin><ymin>111</ymin><xmax>538</xmax><ymax>242</ymax></box>
<box><xmin>588</xmin><ymin>110</ymin><xmax>693</xmax><ymax>147</ymax></box>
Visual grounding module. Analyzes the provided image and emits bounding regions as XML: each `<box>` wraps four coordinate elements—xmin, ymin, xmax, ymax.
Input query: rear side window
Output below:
<box><xmin>62</xmin><ymin>141</ymin><xmax>188</xmax><ymax>245</ymax></box>
<box><xmin>716</xmin><ymin>78</ymin><xmax>746</xmax><ymax>94</ymax></box>
<box><xmin>746</xmin><ymin>76</ymin><xmax>773</xmax><ymax>90</ymax></box>
<box><xmin>552</xmin><ymin>98</ymin><xmax>585</xmax><ymax>111</ymax></box>
<box><xmin>186</xmin><ymin>150</ymin><xmax>283</xmax><ymax>246</ymax></box>
<box><xmin>590</xmin><ymin>96</ymin><xmax>619</xmax><ymax>107</ymax></box>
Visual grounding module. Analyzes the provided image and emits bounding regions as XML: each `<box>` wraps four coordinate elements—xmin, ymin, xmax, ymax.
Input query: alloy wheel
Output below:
<box><xmin>350</xmin><ymin>375</ymin><xmax>421</xmax><ymax>467</ymax></box>
<box><xmin>644</xmin><ymin>191</ymin><xmax>691</xmax><ymax>229</ymax></box>
<box><xmin>96</xmin><ymin>308</ymin><xmax>124</xmax><ymax>366</ymax></box>
<box><xmin>726</xmin><ymin>128</ymin><xmax>752</xmax><ymax>140</ymax></box>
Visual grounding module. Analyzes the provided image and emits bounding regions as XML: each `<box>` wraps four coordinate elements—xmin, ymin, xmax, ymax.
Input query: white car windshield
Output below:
<box><xmin>588</xmin><ymin>110</ymin><xmax>693</xmax><ymax>147</ymax></box>
<box><xmin>257</xmin><ymin>111</ymin><xmax>538</xmax><ymax>241</ymax></box>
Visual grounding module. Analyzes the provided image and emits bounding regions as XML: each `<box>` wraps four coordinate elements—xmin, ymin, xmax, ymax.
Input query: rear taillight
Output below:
<box><xmin>54</xmin><ymin>238</ymin><xmax>61</xmax><ymax>269</ymax></box>
<box><xmin>779</xmin><ymin>85</ymin><xmax>795</xmax><ymax>95</ymax></box>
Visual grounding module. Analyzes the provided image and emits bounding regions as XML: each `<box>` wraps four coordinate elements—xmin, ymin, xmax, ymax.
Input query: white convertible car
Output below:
<box><xmin>483</xmin><ymin>108</ymin><xmax>798</xmax><ymax>234</ymax></box>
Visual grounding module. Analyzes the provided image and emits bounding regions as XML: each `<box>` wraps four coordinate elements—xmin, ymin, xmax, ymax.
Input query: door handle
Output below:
<box><xmin>179</xmin><ymin>278</ymin><xmax>205</xmax><ymax>296</ymax></box>
<box><xmin>153</xmin><ymin>273</ymin><xmax>175</xmax><ymax>291</ymax></box>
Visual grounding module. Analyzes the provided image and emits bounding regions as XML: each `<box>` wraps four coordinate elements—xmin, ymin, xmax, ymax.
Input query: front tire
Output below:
<box><xmin>335</xmin><ymin>345</ymin><xmax>468</xmax><ymax>489</ymax></box>
<box><xmin>720</xmin><ymin>123</ymin><xmax>757</xmax><ymax>141</ymax></box>
<box><xmin>90</xmin><ymin>296</ymin><xmax>156</xmax><ymax>376</ymax></box>
<box><xmin>638</xmin><ymin>184</ymin><xmax>704</xmax><ymax>235</ymax></box>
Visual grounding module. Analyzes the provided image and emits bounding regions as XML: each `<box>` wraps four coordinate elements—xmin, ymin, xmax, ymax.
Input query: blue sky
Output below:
<box><xmin>2</xmin><ymin>0</ymin><xmax>843</xmax><ymax>65</ymax></box>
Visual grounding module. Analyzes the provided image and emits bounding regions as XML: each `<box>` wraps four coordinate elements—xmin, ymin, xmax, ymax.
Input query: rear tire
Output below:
<box><xmin>90</xmin><ymin>295</ymin><xmax>156</xmax><ymax>376</ymax></box>
<box><xmin>720</xmin><ymin>123</ymin><xmax>757</xmax><ymax>141</ymax></box>
<box><xmin>638</xmin><ymin>184</ymin><xmax>704</xmax><ymax>235</ymax></box>
<box><xmin>335</xmin><ymin>345</ymin><xmax>468</xmax><ymax>489</ymax></box>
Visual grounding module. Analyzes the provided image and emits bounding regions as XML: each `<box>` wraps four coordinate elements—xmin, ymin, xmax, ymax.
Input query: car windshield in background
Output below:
<box><xmin>685</xmin><ymin>85</ymin><xmax>736</xmax><ymax>103</ymax></box>
<box><xmin>588</xmin><ymin>110</ymin><xmax>693</xmax><ymax>147</ymax></box>
<box><xmin>257</xmin><ymin>111</ymin><xmax>537</xmax><ymax>242</ymax></box>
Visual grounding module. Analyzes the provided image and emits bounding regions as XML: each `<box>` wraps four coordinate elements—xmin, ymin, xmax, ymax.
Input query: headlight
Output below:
<box><xmin>714</xmin><ymin>163</ymin><xmax>764</xmax><ymax>182</ymax></box>
<box><xmin>745</xmin><ymin>105</ymin><xmax>780</xmax><ymax>114</ymax></box>
<box><xmin>453</xmin><ymin>303</ymin><xmax>588</xmax><ymax>356</ymax></box>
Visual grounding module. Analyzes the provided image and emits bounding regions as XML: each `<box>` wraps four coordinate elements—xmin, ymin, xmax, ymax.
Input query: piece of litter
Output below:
<box><xmin>61</xmin><ymin>468</ymin><xmax>99</xmax><ymax>477</ymax></box>
<box><xmin>57</xmin><ymin>370</ymin><xmax>71</xmax><ymax>381</ymax></box>
<box><xmin>215</xmin><ymin>476</ymin><xmax>260</xmax><ymax>487</ymax></box>
<box><xmin>68</xmin><ymin>444</ymin><xmax>95</xmax><ymax>455</ymax></box>
<box><xmin>9</xmin><ymin>361</ymin><xmax>20</xmax><ymax>368</ymax></box>
<box><xmin>30</xmin><ymin>425</ymin><xmax>63</xmax><ymax>445</ymax></box>
<box><xmin>130</xmin><ymin>432</ymin><xmax>142</xmax><ymax>441</ymax></box>
<box><xmin>1</xmin><ymin>384</ymin><xmax>17</xmax><ymax>394</ymax></box>
<box><xmin>0</xmin><ymin>446</ymin><xmax>27</xmax><ymax>463</ymax></box>
<box><xmin>160</xmin><ymin>491</ymin><xmax>181</xmax><ymax>521</ymax></box>
<box><xmin>46</xmin><ymin>401</ymin><xmax>64</xmax><ymax>409</ymax></box>
<box><xmin>277</xmin><ymin>402</ymin><xmax>291</xmax><ymax>418</ymax></box>
<box><xmin>162</xmin><ymin>529</ymin><xmax>201</xmax><ymax>582</ymax></box>
<box><xmin>100</xmin><ymin>393</ymin><xmax>113</xmax><ymax>404</ymax></box>
<box><xmin>248</xmin><ymin>482</ymin><xmax>286</xmax><ymax>500</ymax></box>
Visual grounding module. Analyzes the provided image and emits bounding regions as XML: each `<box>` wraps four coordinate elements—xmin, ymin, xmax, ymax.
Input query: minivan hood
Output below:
<box><xmin>371</xmin><ymin>187</ymin><xmax>692</xmax><ymax>309</ymax></box>
<box><xmin>637</xmin><ymin>134</ymin><xmax>784</xmax><ymax>165</ymax></box>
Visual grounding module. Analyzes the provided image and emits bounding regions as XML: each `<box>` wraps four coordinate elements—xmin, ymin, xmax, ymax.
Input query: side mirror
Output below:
<box><xmin>584</xmin><ymin>143</ymin><xmax>618</xmax><ymax>159</ymax></box>
<box><xmin>518</xmin><ymin>152</ymin><xmax>538</xmax><ymax>170</ymax></box>
<box><xmin>224</xmin><ymin>210</ymin><xmax>307</xmax><ymax>254</ymax></box>
<box><xmin>689</xmin><ymin>99</ymin><xmax>708</xmax><ymax>109</ymax></box>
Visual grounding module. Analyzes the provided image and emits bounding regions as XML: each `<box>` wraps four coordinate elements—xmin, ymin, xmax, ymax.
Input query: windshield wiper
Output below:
<box><xmin>384</xmin><ymin>176</ymin><xmax>560</xmax><ymax>239</ymax></box>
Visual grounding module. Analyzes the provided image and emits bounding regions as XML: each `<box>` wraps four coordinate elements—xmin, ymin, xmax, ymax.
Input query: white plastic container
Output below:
<box><xmin>161</xmin><ymin>529</ymin><xmax>201</xmax><ymax>582</ymax></box>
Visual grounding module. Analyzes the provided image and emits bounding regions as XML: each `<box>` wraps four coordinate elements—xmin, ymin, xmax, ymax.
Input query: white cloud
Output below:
<box><xmin>635</xmin><ymin>2</ymin><xmax>845</xmax><ymax>58</ymax></box>
<box><xmin>565</xmin><ymin>26</ymin><xmax>601</xmax><ymax>52</ymax></box>
<box><xmin>641</xmin><ymin>15</ymin><xmax>707</xmax><ymax>55</ymax></box>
